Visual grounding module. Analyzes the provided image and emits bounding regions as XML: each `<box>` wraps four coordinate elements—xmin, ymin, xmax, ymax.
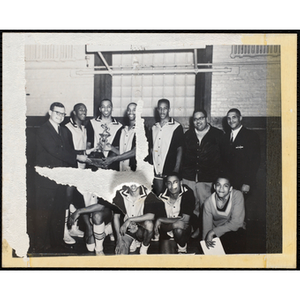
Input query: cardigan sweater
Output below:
<box><xmin>202</xmin><ymin>189</ymin><xmax>245</xmax><ymax>239</ymax></box>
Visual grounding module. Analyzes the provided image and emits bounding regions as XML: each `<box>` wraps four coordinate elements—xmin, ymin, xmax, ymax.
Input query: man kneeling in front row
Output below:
<box><xmin>155</xmin><ymin>172</ymin><xmax>195</xmax><ymax>254</ymax></box>
<box><xmin>203</xmin><ymin>174</ymin><xmax>246</xmax><ymax>254</ymax></box>
<box><xmin>68</xmin><ymin>192</ymin><xmax>116</xmax><ymax>255</ymax></box>
<box><xmin>113</xmin><ymin>183</ymin><xmax>164</xmax><ymax>255</ymax></box>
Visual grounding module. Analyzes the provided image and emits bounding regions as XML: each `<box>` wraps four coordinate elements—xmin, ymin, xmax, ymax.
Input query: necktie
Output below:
<box><xmin>58</xmin><ymin>126</ymin><xmax>61</xmax><ymax>136</ymax></box>
<box><xmin>230</xmin><ymin>132</ymin><xmax>233</xmax><ymax>144</ymax></box>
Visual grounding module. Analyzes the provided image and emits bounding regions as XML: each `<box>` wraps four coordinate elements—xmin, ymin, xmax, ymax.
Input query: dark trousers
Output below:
<box><xmin>34</xmin><ymin>183</ymin><xmax>67</xmax><ymax>253</ymax></box>
<box><xmin>220</xmin><ymin>228</ymin><xmax>246</xmax><ymax>254</ymax></box>
<box><xmin>190</xmin><ymin>204</ymin><xmax>204</xmax><ymax>233</ymax></box>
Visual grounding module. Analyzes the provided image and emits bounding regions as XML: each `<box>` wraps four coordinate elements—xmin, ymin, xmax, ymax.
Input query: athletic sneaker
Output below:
<box><xmin>63</xmin><ymin>230</ymin><xmax>76</xmax><ymax>245</ymax></box>
<box><xmin>130</xmin><ymin>239</ymin><xmax>141</xmax><ymax>252</ymax></box>
<box><xmin>69</xmin><ymin>226</ymin><xmax>84</xmax><ymax>238</ymax></box>
<box><xmin>104</xmin><ymin>223</ymin><xmax>115</xmax><ymax>241</ymax></box>
<box><xmin>152</xmin><ymin>233</ymin><xmax>159</xmax><ymax>242</ymax></box>
<box><xmin>139</xmin><ymin>244</ymin><xmax>149</xmax><ymax>255</ymax></box>
<box><xmin>104</xmin><ymin>223</ymin><xmax>113</xmax><ymax>235</ymax></box>
<box><xmin>86</xmin><ymin>243</ymin><xmax>95</xmax><ymax>252</ymax></box>
<box><xmin>177</xmin><ymin>243</ymin><xmax>187</xmax><ymax>254</ymax></box>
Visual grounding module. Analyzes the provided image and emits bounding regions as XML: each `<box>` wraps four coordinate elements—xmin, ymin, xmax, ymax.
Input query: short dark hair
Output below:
<box><xmin>193</xmin><ymin>109</ymin><xmax>207</xmax><ymax>118</ymax></box>
<box><xmin>123</xmin><ymin>102</ymin><xmax>137</xmax><ymax>125</ymax></box>
<box><xmin>99</xmin><ymin>99</ymin><xmax>113</xmax><ymax>108</ymax></box>
<box><xmin>73</xmin><ymin>103</ymin><xmax>86</xmax><ymax>111</ymax></box>
<box><xmin>71</xmin><ymin>103</ymin><xmax>87</xmax><ymax>122</ymax></box>
<box><xmin>97</xmin><ymin>99</ymin><xmax>113</xmax><ymax>118</ymax></box>
<box><xmin>157</xmin><ymin>98</ymin><xmax>170</xmax><ymax>109</ymax></box>
<box><xmin>165</xmin><ymin>172</ymin><xmax>182</xmax><ymax>183</ymax></box>
<box><xmin>213</xmin><ymin>173</ymin><xmax>232</xmax><ymax>186</ymax></box>
<box><xmin>227</xmin><ymin>108</ymin><xmax>241</xmax><ymax>117</ymax></box>
<box><xmin>50</xmin><ymin>102</ymin><xmax>64</xmax><ymax>111</ymax></box>
<box><xmin>127</xmin><ymin>102</ymin><xmax>137</xmax><ymax>108</ymax></box>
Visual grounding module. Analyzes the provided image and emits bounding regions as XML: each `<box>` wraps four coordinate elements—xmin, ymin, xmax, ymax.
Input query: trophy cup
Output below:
<box><xmin>89</xmin><ymin>124</ymin><xmax>111</xmax><ymax>168</ymax></box>
<box><xmin>97</xmin><ymin>124</ymin><xmax>111</xmax><ymax>154</ymax></box>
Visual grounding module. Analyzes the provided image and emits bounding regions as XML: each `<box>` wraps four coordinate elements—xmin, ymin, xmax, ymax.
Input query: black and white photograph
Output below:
<box><xmin>2</xmin><ymin>32</ymin><xmax>297</xmax><ymax>268</ymax></box>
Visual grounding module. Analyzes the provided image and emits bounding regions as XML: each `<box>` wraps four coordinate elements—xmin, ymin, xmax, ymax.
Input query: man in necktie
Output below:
<box><xmin>33</xmin><ymin>102</ymin><xmax>90</xmax><ymax>253</ymax></box>
<box><xmin>230</xmin><ymin>131</ymin><xmax>233</xmax><ymax>144</ymax></box>
<box><xmin>220</xmin><ymin>108</ymin><xmax>260</xmax><ymax>195</ymax></box>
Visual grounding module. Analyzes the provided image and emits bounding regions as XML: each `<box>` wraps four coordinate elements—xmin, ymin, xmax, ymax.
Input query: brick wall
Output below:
<box><xmin>211</xmin><ymin>45</ymin><xmax>281</xmax><ymax>118</ymax></box>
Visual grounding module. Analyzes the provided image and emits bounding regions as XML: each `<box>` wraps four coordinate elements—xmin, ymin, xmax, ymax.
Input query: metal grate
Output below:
<box><xmin>230</xmin><ymin>45</ymin><xmax>280</xmax><ymax>58</ymax></box>
<box><xmin>25</xmin><ymin>45</ymin><xmax>74</xmax><ymax>61</ymax></box>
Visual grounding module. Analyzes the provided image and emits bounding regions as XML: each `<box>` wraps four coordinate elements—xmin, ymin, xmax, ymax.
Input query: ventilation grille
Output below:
<box><xmin>25</xmin><ymin>45</ymin><xmax>74</xmax><ymax>61</ymax></box>
<box><xmin>231</xmin><ymin>45</ymin><xmax>280</xmax><ymax>58</ymax></box>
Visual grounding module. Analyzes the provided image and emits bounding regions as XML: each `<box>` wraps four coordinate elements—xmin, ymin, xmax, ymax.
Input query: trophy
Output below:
<box><xmin>97</xmin><ymin>123</ymin><xmax>111</xmax><ymax>154</ymax></box>
<box><xmin>89</xmin><ymin>124</ymin><xmax>112</xmax><ymax>168</ymax></box>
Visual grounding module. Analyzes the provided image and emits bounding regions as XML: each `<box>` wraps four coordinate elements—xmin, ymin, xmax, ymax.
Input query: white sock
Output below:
<box><xmin>64</xmin><ymin>209</ymin><xmax>69</xmax><ymax>236</ymax></box>
<box><xmin>69</xmin><ymin>204</ymin><xmax>76</xmax><ymax>214</ymax></box>
<box><xmin>71</xmin><ymin>224</ymin><xmax>77</xmax><ymax>232</ymax></box>
<box><xmin>139</xmin><ymin>243</ymin><xmax>150</xmax><ymax>255</ymax></box>
<box><xmin>93</xmin><ymin>223</ymin><xmax>105</xmax><ymax>252</ymax></box>
<box><xmin>86</xmin><ymin>243</ymin><xmax>95</xmax><ymax>252</ymax></box>
<box><xmin>69</xmin><ymin>205</ymin><xmax>80</xmax><ymax>229</ymax></box>
<box><xmin>177</xmin><ymin>243</ymin><xmax>187</xmax><ymax>253</ymax></box>
<box><xmin>104</xmin><ymin>222</ymin><xmax>113</xmax><ymax>235</ymax></box>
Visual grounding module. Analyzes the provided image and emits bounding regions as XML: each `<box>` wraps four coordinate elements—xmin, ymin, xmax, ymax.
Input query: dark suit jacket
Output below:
<box><xmin>220</xmin><ymin>126</ymin><xmax>260</xmax><ymax>189</ymax></box>
<box><xmin>35</xmin><ymin>120</ymin><xmax>77</xmax><ymax>189</ymax></box>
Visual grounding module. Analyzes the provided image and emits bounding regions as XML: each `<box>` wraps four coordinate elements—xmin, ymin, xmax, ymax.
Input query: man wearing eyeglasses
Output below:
<box><xmin>181</xmin><ymin>109</ymin><xmax>223</xmax><ymax>239</ymax></box>
<box><xmin>34</xmin><ymin>102</ymin><xmax>90</xmax><ymax>253</ymax></box>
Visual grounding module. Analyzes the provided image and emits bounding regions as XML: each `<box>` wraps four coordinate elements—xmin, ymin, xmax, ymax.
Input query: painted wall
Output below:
<box><xmin>25</xmin><ymin>44</ymin><xmax>281</xmax><ymax>123</ymax></box>
<box><xmin>211</xmin><ymin>45</ymin><xmax>281</xmax><ymax>118</ymax></box>
<box><xmin>25</xmin><ymin>45</ymin><xmax>94</xmax><ymax>117</ymax></box>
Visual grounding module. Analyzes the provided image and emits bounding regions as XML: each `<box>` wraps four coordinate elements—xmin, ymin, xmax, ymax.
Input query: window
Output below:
<box><xmin>112</xmin><ymin>52</ymin><xmax>195</xmax><ymax>117</ymax></box>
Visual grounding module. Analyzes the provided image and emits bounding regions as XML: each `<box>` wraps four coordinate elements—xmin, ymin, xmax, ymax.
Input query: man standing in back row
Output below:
<box><xmin>34</xmin><ymin>102</ymin><xmax>89</xmax><ymax>253</ymax></box>
<box><xmin>149</xmin><ymin>99</ymin><xmax>184</xmax><ymax>196</ymax></box>
<box><xmin>220</xmin><ymin>108</ymin><xmax>260</xmax><ymax>195</ymax></box>
<box><xmin>86</xmin><ymin>99</ymin><xmax>123</xmax><ymax>170</ymax></box>
<box><xmin>65</xmin><ymin>103</ymin><xmax>96</xmax><ymax>245</ymax></box>
<box><xmin>181</xmin><ymin>109</ymin><xmax>223</xmax><ymax>238</ymax></box>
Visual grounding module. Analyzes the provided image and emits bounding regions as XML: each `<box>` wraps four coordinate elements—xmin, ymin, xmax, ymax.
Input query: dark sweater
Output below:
<box><xmin>182</xmin><ymin>125</ymin><xmax>223</xmax><ymax>182</ymax></box>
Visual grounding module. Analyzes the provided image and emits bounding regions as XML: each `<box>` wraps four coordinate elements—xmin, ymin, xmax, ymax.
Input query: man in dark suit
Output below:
<box><xmin>220</xmin><ymin>108</ymin><xmax>260</xmax><ymax>195</ymax></box>
<box><xmin>34</xmin><ymin>102</ymin><xmax>89</xmax><ymax>253</ymax></box>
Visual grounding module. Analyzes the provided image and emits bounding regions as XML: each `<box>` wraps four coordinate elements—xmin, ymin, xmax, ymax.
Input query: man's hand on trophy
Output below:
<box><xmin>103</xmin><ymin>143</ymin><xmax>119</xmax><ymax>155</ymax></box>
<box><xmin>102</xmin><ymin>156</ymin><xmax>117</xmax><ymax>168</ymax></box>
<box><xmin>95</xmin><ymin>141</ymin><xmax>104</xmax><ymax>152</ymax></box>
<box><xmin>77</xmin><ymin>155</ymin><xmax>92</xmax><ymax>164</ymax></box>
<box><xmin>85</xmin><ymin>148</ymin><xmax>96</xmax><ymax>156</ymax></box>
<box><xmin>89</xmin><ymin>158</ymin><xmax>106</xmax><ymax>169</ymax></box>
